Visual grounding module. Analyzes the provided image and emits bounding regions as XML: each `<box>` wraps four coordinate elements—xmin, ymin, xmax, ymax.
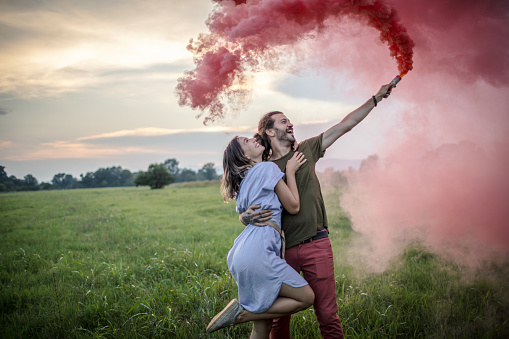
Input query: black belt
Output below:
<box><xmin>300</xmin><ymin>230</ymin><xmax>328</xmax><ymax>244</ymax></box>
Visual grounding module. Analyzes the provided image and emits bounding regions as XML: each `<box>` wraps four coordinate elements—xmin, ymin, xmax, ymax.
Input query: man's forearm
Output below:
<box><xmin>341</xmin><ymin>97</ymin><xmax>376</xmax><ymax>128</ymax></box>
<box><xmin>322</xmin><ymin>97</ymin><xmax>376</xmax><ymax>149</ymax></box>
<box><xmin>322</xmin><ymin>83</ymin><xmax>392</xmax><ymax>150</ymax></box>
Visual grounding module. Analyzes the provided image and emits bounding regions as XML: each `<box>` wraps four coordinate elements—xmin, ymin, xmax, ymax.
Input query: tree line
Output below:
<box><xmin>0</xmin><ymin>158</ymin><xmax>220</xmax><ymax>192</ymax></box>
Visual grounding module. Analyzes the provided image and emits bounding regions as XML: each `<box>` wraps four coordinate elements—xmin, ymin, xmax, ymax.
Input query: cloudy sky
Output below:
<box><xmin>0</xmin><ymin>0</ymin><xmax>388</xmax><ymax>182</ymax></box>
<box><xmin>1</xmin><ymin>0</ymin><xmax>507</xmax><ymax>183</ymax></box>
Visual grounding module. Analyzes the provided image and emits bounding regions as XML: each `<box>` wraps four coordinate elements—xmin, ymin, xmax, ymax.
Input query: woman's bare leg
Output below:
<box><xmin>250</xmin><ymin>319</ymin><xmax>272</xmax><ymax>339</ymax></box>
<box><xmin>236</xmin><ymin>283</ymin><xmax>314</xmax><ymax>323</ymax></box>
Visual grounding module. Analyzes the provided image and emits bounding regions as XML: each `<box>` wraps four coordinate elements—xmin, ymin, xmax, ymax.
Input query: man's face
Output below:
<box><xmin>271</xmin><ymin>113</ymin><xmax>295</xmax><ymax>144</ymax></box>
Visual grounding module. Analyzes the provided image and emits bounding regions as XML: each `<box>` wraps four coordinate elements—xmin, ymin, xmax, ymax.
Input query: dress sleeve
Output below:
<box><xmin>258</xmin><ymin>162</ymin><xmax>284</xmax><ymax>191</ymax></box>
<box><xmin>235</xmin><ymin>162</ymin><xmax>284</xmax><ymax>214</ymax></box>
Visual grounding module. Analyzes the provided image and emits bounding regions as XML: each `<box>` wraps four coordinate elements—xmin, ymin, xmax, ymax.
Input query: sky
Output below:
<box><xmin>0</xmin><ymin>0</ymin><xmax>396</xmax><ymax>182</ymax></box>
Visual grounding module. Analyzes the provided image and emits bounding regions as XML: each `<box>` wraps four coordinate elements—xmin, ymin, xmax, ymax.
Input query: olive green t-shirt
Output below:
<box><xmin>271</xmin><ymin>134</ymin><xmax>327</xmax><ymax>248</ymax></box>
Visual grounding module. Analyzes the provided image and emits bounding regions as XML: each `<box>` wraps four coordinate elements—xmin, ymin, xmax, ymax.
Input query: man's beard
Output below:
<box><xmin>274</xmin><ymin>126</ymin><xmax>295</xmax><ymax>144</ymax></box>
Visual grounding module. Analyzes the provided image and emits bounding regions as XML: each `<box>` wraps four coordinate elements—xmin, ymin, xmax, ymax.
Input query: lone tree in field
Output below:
<box><xmin>134</xmin><ymin>163</ymin><xmax>174</xmax><ymax>189</ymax></box>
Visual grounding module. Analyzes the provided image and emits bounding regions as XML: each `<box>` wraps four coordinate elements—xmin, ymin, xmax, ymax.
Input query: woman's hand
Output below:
<box><xmin>276</xmin><ymin>152</ymin><xmax>306</xmax><ymax>214</ymax></box>
<box><xmin>286</xmin><ymin>152</ymin><xmax>307</xmax><ymax>175</ymax></box>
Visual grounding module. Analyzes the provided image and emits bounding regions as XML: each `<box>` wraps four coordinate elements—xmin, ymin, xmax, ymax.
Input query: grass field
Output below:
<box><xmin>1</xmin><ymin>181</ymin><xmax>508</xmax><ymax>338</ymax></box>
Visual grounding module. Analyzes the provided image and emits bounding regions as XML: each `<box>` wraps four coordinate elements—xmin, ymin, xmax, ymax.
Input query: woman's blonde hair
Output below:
<box><xmin>221</xmin><ymin>136</ymin><xmax>253</xmax><ymax>201</ymax></box>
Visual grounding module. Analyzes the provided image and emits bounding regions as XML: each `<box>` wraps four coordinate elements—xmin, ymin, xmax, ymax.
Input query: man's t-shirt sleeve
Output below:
<box><xmin>299</xmin><ymin>133</ymin><xmax>326</xmax><ymax>163</ymax></box>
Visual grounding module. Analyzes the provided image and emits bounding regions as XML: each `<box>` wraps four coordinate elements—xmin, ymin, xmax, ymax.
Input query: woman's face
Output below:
<box><xmin>238</xmin><ymin>137</ymin><xmax>264</xmax><ymax>162</ymax></box>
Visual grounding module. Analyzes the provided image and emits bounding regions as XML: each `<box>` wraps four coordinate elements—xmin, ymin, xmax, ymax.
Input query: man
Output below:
<box><xmin>240</xmin><ymin>83</ymin><xmax>393</xmax><ymax>338</ymax></box>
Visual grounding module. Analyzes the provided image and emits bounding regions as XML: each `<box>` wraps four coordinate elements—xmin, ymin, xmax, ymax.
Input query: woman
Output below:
<box><xmin>206</xmin><ymin>136</ymin><xmax>315</xmax><ymax>338</ymax></box>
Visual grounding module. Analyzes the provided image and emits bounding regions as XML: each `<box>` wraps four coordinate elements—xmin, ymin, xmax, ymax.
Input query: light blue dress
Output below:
<box><xmin>227</xmin><ymin>162</ymin><xmax>308</xmax><ymax>313</ymax></box>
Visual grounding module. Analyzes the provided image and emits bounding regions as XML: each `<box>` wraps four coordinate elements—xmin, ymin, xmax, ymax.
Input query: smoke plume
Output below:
<box><xmin>176</xmin><ymin>0</ymin><xmax>414</xmax><ymax>124</ymax></box>
<box><xmin>339</xmin><ymin>0</ymin><xmax>509</xmax><ymax>270</ymax></box>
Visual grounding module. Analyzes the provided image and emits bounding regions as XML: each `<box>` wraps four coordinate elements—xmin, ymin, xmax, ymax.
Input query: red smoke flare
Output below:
<box><xmin>176</xmin><ymin>0</ymin><xmax>414</xmax><ymax>123</ymax></box>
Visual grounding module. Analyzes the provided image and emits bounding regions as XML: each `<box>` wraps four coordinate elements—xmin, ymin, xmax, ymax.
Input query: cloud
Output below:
<box><xmin>1</xmin><ymin>140</ymin><xmax>157</xmax><ymax>161</ymax></box>
<box><xmin>0</xmin><ymin>107</ymin><xmax>10</xmax><ymax>115</ymax></box>
<box><xmin>0</xmin><ymin>0</ymin><xmax>213</xmax><ymax>97</ymax></box>
<box><xmin>1</xmin><ymin>118</ymin><xmax>346</xmax><ymax>164</ymax></box>
<box><xmin>1</xmin><ymin>125</ymin><xmax>261</xmax><ymax>162</ymax></box>
<box><xmin>77</xmin><ymin>126</ymin><xmax>256</xmax><ymax>141</ymax></box>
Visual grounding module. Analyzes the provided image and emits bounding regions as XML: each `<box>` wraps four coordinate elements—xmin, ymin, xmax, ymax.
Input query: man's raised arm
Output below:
<box><xmin>322</xmin><ymin>83</ymin><xmax>393</xmax><ymax>151</ymax></box>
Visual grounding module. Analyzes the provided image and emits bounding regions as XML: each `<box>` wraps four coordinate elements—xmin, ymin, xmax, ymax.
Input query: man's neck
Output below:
<box><xmin>270</xmin><ymin>140</ymin><xmax>292</xmax><ymax>160</ymax></box>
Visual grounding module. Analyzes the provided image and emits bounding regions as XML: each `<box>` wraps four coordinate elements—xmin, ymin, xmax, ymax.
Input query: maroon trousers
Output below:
<box><xmin>270</xmin><ymin>237</ymin><xmax>344</xmax><ymax>339</ymax></box>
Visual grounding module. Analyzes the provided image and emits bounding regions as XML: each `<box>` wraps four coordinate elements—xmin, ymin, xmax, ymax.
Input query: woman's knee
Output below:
<box><xmin>279</xmin><ymin>283</ymin><xmax>315</xmax><ymax>309</ymax></box>
<box><xmin>303</xmin><ymin>285</ymin><xmax>315</xmax><ymax>308</ymax></box>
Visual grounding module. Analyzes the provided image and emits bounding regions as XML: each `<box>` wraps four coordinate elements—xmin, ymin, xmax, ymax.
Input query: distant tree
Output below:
<box><xmin>119</xmin><ymin>168</ymin><xmax>134</xmax><ymax>186</ymax></box>
<box><xmin>24</xmin><ymin>174</ymin><xmax>38</xmax><ymax>186</ymax></box>
<box><xmin>80</xmin><ymin>172</ymin><xmax>95</xmax><ymax>188</ymax></box>
<box><xmin>197</xmin><ymin>162</ymin><xmax>219</xmax><ymax>181</ymax></box>
<box><xmin>22</xmin><ymin>174</ymin><xmax>40</xmax><ymax>191</ymax></box>
<box><xmin>134</xmin><ymin>163</ymin><xmax>174</xmax><ymax>189</ymax></box>
<box><xmin>39</xmin><ymin>182</ymin><xmax>53</xmax><ymax>190</ymax></box>
<box><xmin>64</xmin><ymin>174</ymin><xmax>77</xmax><ymax>189</ymax></box>
<box><xmin>79</xmin><ymin>166</ymin><xmax>134</xmax><ymax>188</ymax></box>
<box><xmin>5</xmin><ymin>175</ymin><xmax>22</xmax><ymax>191</ymax></box>
<box><xmin>94</xmin><ymin>167</ymin><xmax>120</xmax><ymax>187</ymax></box>
<box><xmin>52</xmin><ymin>173</ymin><xmax>77</xmax><ymax>189</ymax></box>
<box><xmin>0</xmin><ymin>166</ymin><xmax>10</xmax><ymax>191</ymax></box>
<box><xmin>0</xmin><ymin>166</ymin><xmax>7</xmax><ymax>183</ymax></box>
<box><xmin>164</xmin><ymin>158</ymin><xmax>180</xmax><ymax>177</ymax></box>
<box><xmin>52</xmin><ymin>173</ymin><xmax>65</xmax><ymax>188</ymax></box>
<box><xmin>134</xmin><ymin>171</ymin><xmax>149</xmax><ymax>187</ymax></box>
<box><xmin>177</xmin><ymin>168</ymin><xmax>197</xmax><ymax>182</ymax></box>
<box><xmin>0</xmin><ymin>166</ymin><xmax>34</xmax><ymax>192</ymax></box>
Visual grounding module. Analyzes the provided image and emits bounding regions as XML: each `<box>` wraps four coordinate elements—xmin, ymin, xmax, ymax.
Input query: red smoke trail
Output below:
<box><xmin>176</xmin><ymin>0</ymin><xmax>414</xmax><ymax>124</ymax></box>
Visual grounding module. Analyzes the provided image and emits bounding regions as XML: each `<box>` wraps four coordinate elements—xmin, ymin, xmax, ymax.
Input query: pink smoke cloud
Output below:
<box><xmin>341</xmin><ymin>138</ymin><xmax>509</xmax><ymax>270</ymax></box>
<box><xmin>338</xmin><ymin>0</ymin><xmax>509</xmax><ymax>269</ymax></box>
<box><xmin>176</xmin><ymin>0</ymin><xmax>414</xmax><ymax>123</ymax></box>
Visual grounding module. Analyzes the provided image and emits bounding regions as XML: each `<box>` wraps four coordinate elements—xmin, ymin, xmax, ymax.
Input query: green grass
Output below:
<box><xmin>1</xmin><ymin>183</ymin><xmax>508</xmax><ymax>338</ymax></box>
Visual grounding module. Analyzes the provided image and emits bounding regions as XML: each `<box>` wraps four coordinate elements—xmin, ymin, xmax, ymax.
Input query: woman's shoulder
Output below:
<box><xmin>241</xmin><ymin>162</ymin><xmax>282</xmax><ymax>187</ymax></box>
<box><xmin>250</xmin><ymin>161</ymin><xmax>281</xmax><ymax>175</ymax></box>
